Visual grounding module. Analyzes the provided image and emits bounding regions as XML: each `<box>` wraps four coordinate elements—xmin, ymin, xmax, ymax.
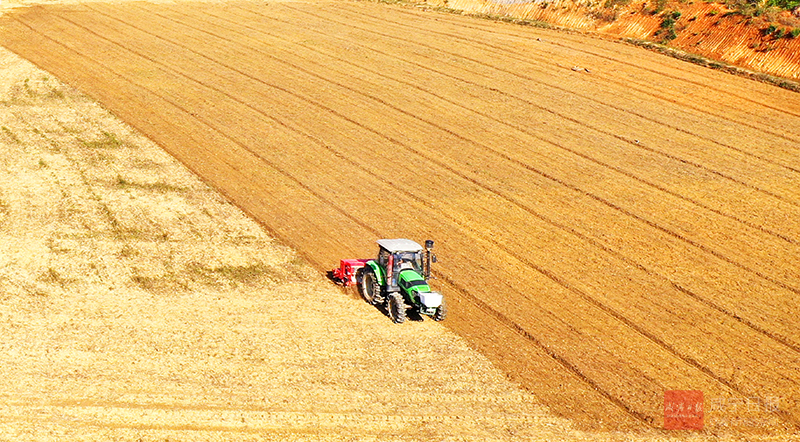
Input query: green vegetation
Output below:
<box><xmin>81</xmin><ymin>131</ymin><xmax>123</xmax><ymax>149</ymax></box>
<box><xmin>115</xmin><ymin>174</ymin><xmax>187</xmax><ymax>193</ymax></box>
<box><xmin>2</xmin><ymin>126</ymin><xmax>21</xmax><ymax>144</ymax></box>
<box><xmin>188</xmin><ymin>261</ymin><xmax>274</xmax><ymax>286</ymax></box>
<box><xmin>653</xmin><ymin>0</ymin><xmax>669</xmax><ymax>13</ymax></box>
<box><xmin>48</xmin><ymin>88</ymin><xmax>65</xmax><ymax>100</ymax></box>
<box><xmin>725</xmin><ymin>0</ymin><xmax>798</xmax><ymax>16</ymax></box>
<box><xmin>40</xmin><ymin>267</ymin><xmax>71</xmax><ymax>287</ymax></box>
<box><xmin>765</xmin><ymin>0</ymin><xmax>800</xmax><ymax>11</ymax></box>
<box><xmin>23</xmin><ymin>78</ymin><xmax>33</xmax><ymax>97</ymax></box>
<box><xmin>757</xmin><ymin>24</ymin><xmax>797</xmax><ymax>40</ymax></box>
<box><xmin>724</xmin><ymin>0</ymin><xmax>761</xmax><ymax>16</ymax></box>
<box><xmin>658</xmin><ymin>10</ymin><xmax>682</xmax><ymax>41</ymax></box>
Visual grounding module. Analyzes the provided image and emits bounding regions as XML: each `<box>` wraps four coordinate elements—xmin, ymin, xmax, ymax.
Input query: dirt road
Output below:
<box><xmin>2</xmin><ymin>0</ymin><xmax>799</xmax><ymax>435</ymax></box>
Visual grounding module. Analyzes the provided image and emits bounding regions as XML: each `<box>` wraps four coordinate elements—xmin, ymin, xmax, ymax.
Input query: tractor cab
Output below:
<box><xmin>376</xmin><ymin>239</ymin><xmax>428</xmax><ymax>286</ymax></box>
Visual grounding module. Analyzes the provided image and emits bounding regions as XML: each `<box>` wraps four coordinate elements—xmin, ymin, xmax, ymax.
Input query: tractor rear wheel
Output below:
<box><xmin>387</xmin><ymin>292</ymin><xmax>406</xmax><ymax>324</ymax></box>
<box><xmin>433</xmin><ymin>299</ymin><xmax>447</xmax><ymax>322</ymax></box>
<box><xmin>359</xmin><ymin>267</ymin><xmax>382</xmax><ymax>306</ymax></box>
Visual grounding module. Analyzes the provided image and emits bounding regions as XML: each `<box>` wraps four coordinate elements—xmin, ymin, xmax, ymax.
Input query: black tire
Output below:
<box><xmin>433</xmin><ymin>298</ymin><xmax>447</xmax><ymax>322</ymax></box>
<box><xmin>387</xmin><ymin>292</ymin><xmax>406</xmax><ymax>324</ymax></box>
<box><xmin>359</xmin><ymin>267</ymin><xmax>382</xmax><ymax>306</ymax></box>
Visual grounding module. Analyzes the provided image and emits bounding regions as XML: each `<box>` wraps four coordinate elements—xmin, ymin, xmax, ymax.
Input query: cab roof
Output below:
<box><xmin>377</xmin><ymin>239</ymin><xmax>423</xmax><ymax>253</ymax></box>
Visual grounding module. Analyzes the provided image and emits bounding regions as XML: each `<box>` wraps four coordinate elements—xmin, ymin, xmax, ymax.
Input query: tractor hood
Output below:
<box><xmin>398</xmin><ymin>269</ymin><xmax>430</xmax><ymax>292</ymax></box>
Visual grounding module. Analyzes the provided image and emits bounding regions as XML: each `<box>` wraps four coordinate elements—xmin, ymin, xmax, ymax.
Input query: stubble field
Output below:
<box><xmin>1</xmin><ymin>0</ymin><xmax>800</xmax><ymax>437</ymax></box>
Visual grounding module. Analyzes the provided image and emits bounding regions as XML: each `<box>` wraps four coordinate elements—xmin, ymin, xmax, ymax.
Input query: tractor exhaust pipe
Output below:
<box><xmin>425</xmin><ymin>240</ymin><xmax>434</xmax><ymax>280</ymax></box>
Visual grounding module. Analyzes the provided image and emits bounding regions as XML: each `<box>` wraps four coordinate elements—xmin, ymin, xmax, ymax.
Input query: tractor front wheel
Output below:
<box><xmin>433</xmin><ymin>299</ymin><xmax>447</xmax><ymax>322</ymax></box>
<box><xmin>387</xmin><ymin>292</ymin><xmax>406</xmax><ymax>324</ymax></box>
<box><xmin>359</xmin><ymin>267</ymin><xmax>382</xmax><ymax>306</ymax></box>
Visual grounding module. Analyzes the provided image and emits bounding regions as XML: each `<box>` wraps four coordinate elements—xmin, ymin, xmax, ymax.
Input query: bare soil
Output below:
<box><xmin>1</xmin><ymin>0</ymin><xmax>800</xmax><ymax>439</ymax></box>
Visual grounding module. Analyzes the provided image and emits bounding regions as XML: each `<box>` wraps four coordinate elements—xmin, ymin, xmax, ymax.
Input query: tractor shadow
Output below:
<box><xmin>373</xmin><ymin>300</ymin><xmax>425</xmax><ymax>323</ymax></box>
<box><xmin>326</xmin><ymin>272</ymin><xmax>424</xmax><ymax>323</ymax></box>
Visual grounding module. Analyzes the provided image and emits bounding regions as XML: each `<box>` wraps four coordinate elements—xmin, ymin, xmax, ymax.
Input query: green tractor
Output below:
<box><xmin>356</xmin><ymin>239</ymin><xmax>445</xmax><ymax>324</ymax></box>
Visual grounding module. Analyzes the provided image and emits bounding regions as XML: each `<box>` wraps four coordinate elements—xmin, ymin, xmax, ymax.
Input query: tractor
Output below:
<box><xmin>331</xmin><ymin>239</ymin><xmax>445</xmax><ymax>323</ymax></box>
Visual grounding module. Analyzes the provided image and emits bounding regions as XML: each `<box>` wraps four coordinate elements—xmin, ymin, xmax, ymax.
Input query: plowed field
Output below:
<box><xmin>2</xmin><ymin>0</ymin><xmax>799</xmax><ymax>433</ymax></box>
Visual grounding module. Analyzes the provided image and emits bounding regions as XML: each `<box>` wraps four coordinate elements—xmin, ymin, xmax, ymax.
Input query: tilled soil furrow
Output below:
<box><xmin>1</xmin><ymin>4</ymin><xmax>744</xmax><ymax>428</ymax></box>
<box><xmin>172</xmin><ymin>3</ymin><xmax>800</xmax><ymax>352</ymax></box>
<box><xmin>40</xmin><ymin>0</ymin><xmax>720</xmax><ymax>404</ymax></box>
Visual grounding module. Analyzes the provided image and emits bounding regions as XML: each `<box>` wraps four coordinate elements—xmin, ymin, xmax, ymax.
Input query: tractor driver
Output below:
<box><xmin>398</xmin><ymin>257</ymin><xmax>414</xmax><ymax>271</ymax></box>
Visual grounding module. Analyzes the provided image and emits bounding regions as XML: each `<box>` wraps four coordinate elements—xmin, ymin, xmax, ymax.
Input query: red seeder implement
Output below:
<box><xmin>331</xmin><ymin>259</ymin><xmax>369</xmax><ymax>287</ymax></box>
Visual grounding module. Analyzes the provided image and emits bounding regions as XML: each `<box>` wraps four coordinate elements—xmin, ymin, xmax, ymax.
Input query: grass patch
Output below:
<box><xmin>48</xmin><ymin>88</ymin><xmax>66</xmax><ymax>100</ymax></box>
<box><xmin>0</xmin><ymin>198</ymin><xmax>10</xmax><ymax>224</ymax></box>
<box><xmin>39</xmin><ymin>267</ymin><xmax>72</xmax><ymax>287</ymax></box>
<box><xmin>188</xmin><ymin>262</ymin><xmax>275</xmax><ymax>286</ymax></box>
<box><xmin>117</xmin><ymin>244</ymin><xmax>139</xmax><ymax>258</ymax></box>
<box><xmin>2</xmin><ymin>126</ymin><xmax>21</xmax><ymax>144</ymax></box>
<box><xmin>11</xmin><ymin>77</ymin><xmax>68</xmax><ymax>102</ymax></box>
<box><xmin>765</xmin><ymin>0</ymin><xmax>800</xmax><ymax>11</ymax></box>
<box><xmin>656</xmin><ymin>10</ymin><xmax>682</xmax><ymax>41</ymax></box>
<box><xmin>115</xmin><ymin>174</ymin><xmax>187</xmax><ymax>193</ymax></box>
<box><xmin>23</xmin><ymin>78</ymin><xmax>34</xmax><ymax>97</ymax></box>
<box><xmin>131</xmin><ymin>274</ymin><xmax>159</xmax><ymax>291</ymax></box>
<box><xmin>81</xmin><ymin>131</ymin><xmax>123</xmax><ymax>149</ymax></box>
